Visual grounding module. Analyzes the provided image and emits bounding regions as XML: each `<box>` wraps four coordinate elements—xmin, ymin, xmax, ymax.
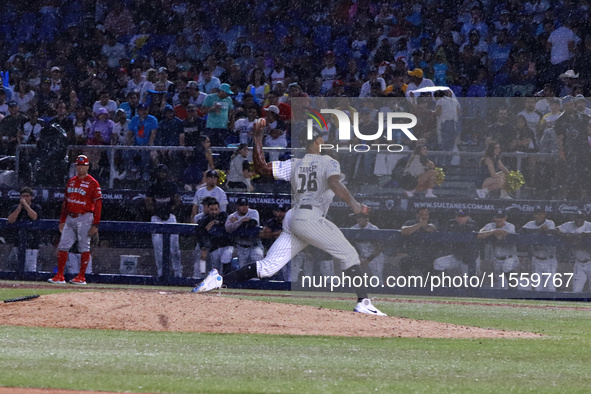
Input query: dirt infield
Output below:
<box><xmin>0</xmin><ymin>290</ymin><xmax>540</xmax><ymax>338</ymax></box>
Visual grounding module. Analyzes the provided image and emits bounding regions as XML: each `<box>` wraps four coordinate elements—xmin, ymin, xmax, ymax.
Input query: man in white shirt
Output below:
<box><xmin>558</xmin><ymin>211</ymin><xmax>591</xmax><ymax>292</ymax></box>
<box><xmin>191</xmin><ymin>170</ymin><xmax>228</xmax><ymax>218</ymax></box>
<box><xmin>547</xmin><ymin>22</ymin><xmax>579</xmax><ymax>66</ymax></box>
<box><xmin>406</xmin><ymin>68</ymin><xmax>435</xmax><ymax>93</ymax></box>
<box><xmin>478</xmin><ymin>210</ymin><xmax>518</xmax><ymax>290</ymax></box>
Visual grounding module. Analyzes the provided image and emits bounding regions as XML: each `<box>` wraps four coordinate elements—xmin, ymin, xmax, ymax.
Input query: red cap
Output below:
<box><xmin>75</xmin><ymin>155</ymin><xmax>89</xmax><ymax>166</ymax></box>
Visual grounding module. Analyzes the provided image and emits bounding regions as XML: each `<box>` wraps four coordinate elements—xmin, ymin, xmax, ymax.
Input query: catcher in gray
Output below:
<box><xmin>194</xmin><ymin>119</ymin><xmax>386</xmax><ymax>316</ymax></box>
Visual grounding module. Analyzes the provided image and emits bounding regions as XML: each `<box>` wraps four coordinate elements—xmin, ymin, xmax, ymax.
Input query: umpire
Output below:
<box><xmin>145</xmin><ymin>164</ymin><xmax>182</xmax><ymax>277</ymax></box>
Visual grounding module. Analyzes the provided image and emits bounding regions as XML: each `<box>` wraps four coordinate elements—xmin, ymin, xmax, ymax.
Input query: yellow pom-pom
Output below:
<box><xmin>434</xmin><ymin>167</ymin><xmax>445</xmax><ymax>186</ymax></box>
<box><xmin>217</xmin><ymin>170</ymin><xmax>227</xmax><ymax>186</ymax></box>
<box><xmin>505</xmin><ymin>170</ymin><xmax>525</xmax><ymax>193</ymax></box>
<box><xmin>249</xmin><ymin>162</ymin><xmax>260</xmax><ymax>180</ymax></box>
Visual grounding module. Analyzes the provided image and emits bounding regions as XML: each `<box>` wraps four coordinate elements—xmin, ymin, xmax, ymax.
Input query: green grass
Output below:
<box><xmin>1</xmin><ymin>284</ymin><xmax>591</xmax><ymax>393</ymax></box>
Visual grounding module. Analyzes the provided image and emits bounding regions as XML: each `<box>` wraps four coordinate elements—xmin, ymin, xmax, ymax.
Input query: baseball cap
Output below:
<box><xmin>266</xmin><ymin>105</ymin><xmax>280</xmax><ymax>115</ymax></box>
<box><xmin>187</xmin><ymin>80</ymin><xmax>199</xmax><ymax>89</ymax></box>
<box><xmin>42</xmin><ymin>77</ymin><xmax>51</xmax><ymax>84</ymax></box>
<box><xmin>118</xmin><ymin>67</ymin><xmax>127</xmax><ymax>74</ymax></box>
<box><xmin>163</xmin><ymin>104</ymin><xmax>174</xmax><ymax>113</ymax></box>
<box><xmin>96</xmin><ymin>107</ymin><xmax>108</xmax><ymax>115</ymax></box>
<box><xmin>187</xmin><ymin>104</ymin><xmax>197</xmax><ymax>111</ymax></box>
<box><xmin>495</xmin><ymin>209</ymin><xmax>507</xmax><ymax>218</ymax></box>
<box><xmin>219</xmin><ymin>83</ymin><xmax>234</xmax><ymax>95</ymax></box>
<box><xmin>237</xmin><ymin>197</ymin><xmax>249</xmax><ymax>206</ymax></box>
<box><xmin>51</xmin><ymin>66</ymin><xmax>60</xmax><ymax>72</ymax></box>
<box><xmin>137</xmin><ymin>103</ymin><xmax>148</xmax><ymax>110</ymax></box>
<box><xmin>408</xmin><ymin>68</ymin><xmax>424</xmax><ymax>78</ymax></box>
<box><xmin>75</xmin><ymin>155</ymin><xmax>89</xmax><ymax>166</ymax></box>
<box><xmin>158</xmin><ymin>67</ymin><xmax>168</xmax><ymax>73</ymax></box>
<box><xmin>274</xmin><ymin>204</ymin><xmax>287</xmax><ymax>211</ymax></box>
<box><xmin>7</xmin><ymin>100</ymin><xmax>18</xmax><ymax>107</ymax></box>
<box><xmin>575</xmin><ymin>210</ymin><xmax>585</xmax><ymax>217</ymax></box>
<box><xmin>533</xmin><ymin>205</ymin><xmax>544</xmax><ymax>213</ymax></box>
<box><xmin>205</xmin><ymin>169</ymin><xmax>219</xmax><ymax>178</ymax></box>
<box><xmin>562</xmin><ymin>95</ymin><xmax>575</xmax><ymax>104</ymax></box>
<box><xmin>332</xmin><ymin>80</ymin><xmax>343</xmax><ymax>88</ymax></box>
<box><xmin>156</xmin><ymin>163</ymin><xmax>168</xmax><ymax>172</ymax></box>
<box><xmin>456</xmin><ymin>209</ymin><xmax>468</xmax><ymax>217</ymax></box>
<box><xmin>575</xmin><ymin>94</ymin><xmax>586</xmax><ymax>102</ymax></box>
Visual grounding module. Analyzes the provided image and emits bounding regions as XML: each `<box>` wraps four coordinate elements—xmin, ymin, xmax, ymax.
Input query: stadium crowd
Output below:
<box><xmin>0</xmin><ymin>0</ymin><xmax>590</xmax><ymax>199</ymax></box>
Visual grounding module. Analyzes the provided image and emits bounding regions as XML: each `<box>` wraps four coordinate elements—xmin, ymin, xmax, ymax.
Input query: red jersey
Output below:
<box><xmin>63</xmin><ymin>174</ymin><xmax>102</xmax><ymax>215</ymax></box>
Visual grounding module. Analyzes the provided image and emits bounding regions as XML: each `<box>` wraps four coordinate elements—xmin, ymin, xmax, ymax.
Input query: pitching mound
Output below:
<box><xmin>0</xmin><ymin>291</ymin><xmax>540</xmax><ymax>338</ymax></box>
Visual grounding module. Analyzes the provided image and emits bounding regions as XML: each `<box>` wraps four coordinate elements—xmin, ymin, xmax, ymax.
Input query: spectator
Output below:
<box><xmin>6</xmin><ymin>186</ymin><xmax>41</xmax><ymax>272</ymax></box>
<box><xmin>557</xmin><ymin>211</ymin><xmax>591</xmax><ymax>293</ymax></box>
<box><xmin>547</xmin><ymin>19</ymin><xmax>579</xmax><ymax>75</ymax></box>
<box><xmin>263</xmin><ymin>90</ymin><xmax>291</xmax><ymax>121</ymax></box>
<box><xmin>478</xmin><ymin>210</ymin><xmax>519</xmax><ymax>290</ymax></box>
<box><xmin>557</xmin><ymin>69</ymin><xmax>579</xmax><ymax>97</ymax></box>
<box><xmin>406</xmin><ymin>68</ymin><xmax>435</xmax><ymax>94</ymax></box>
<box><xmin>234</xmin><ymin>107</ymin><xmax>258</xmax><ymax>145</ymax></box>
<box><xmin>246</xmin><ymin>68</ymin><xmax>270</xmax><ymax>104</ymax></box>
<box><xmin>50</xmin><ymin>102</ymin><xmax>75</xmax><ymax>144</ymax></box>
<box><xmin>198</xmin><ymin>66</ymin><xmax>221</xmax><ymax>94</ymax></box>
<box><xmin>0</xmin><ymin>88</ymin><xmax>9</xmax><ymax>116</ymax></box>
<box><xmin>433</xmin><ymin>210</ymin><xmax>479</xmax><ymax>277</ymax></box>
<box><xmin>225</xmin><ymin>197</ymin><xmax>263</xmax><ymax>269</ymax></box>
<box><xmin>475</xmin><ymin>141</ymin><xmax>512</xmax><ymax>199</ymax></box>
<box><xmin>575</xmin><ymin>95</ymin><xmax>591</xmax><ymax>116</ymax></box>
<box><xmin>0</xmin><ymin>101</ymin><xmax>27</xmax><ymax>155</ymax></box>
<box><xmin>187</xmin><ymin>80</ymin><xmax>207</xmax><ymax>108</ymax></box>
<box><xmin>119</xmin><ymin>90</ymin><xmax>140</xmax><ymax>120</ymax></box>
<box><xmin>36</xmin><ymin>77</ymin><xmax>58</xmax><ymax>117</ymax></box>
<box><xmin>434</xmin><ymin>90</ymin><xmax>460</xmax><ymax>159</ymax></box>
<box><xmin>72</xmin><ymin>106</ymin><xmax>91</xmax><ymax>146</ymax></box>
<box><xmin>126</xmin><ymin>67</ymin><xmax>146</xmax><ymax>97</ymax></box>
<box><xmin>486</xmin><ymin>107</ymin><xmax>517</xmax><ymax>153</ymax></box>
<box><xmin>13</xmin><ymin>80</ymin><xmax>36</xmax><ymax>114</ymax></box>
<box><xmin>555</xmin><ymin>95</ymin><xmax>590</xmax><ymax>200</ymax></box>
<box><xmin>202</xmin><ymin>83</ymin><xmax>234</xmax><ymax>147</ymax></box>
<box><xmin>401</xmin><ymin>144</ymin><xmax>438</xmax><ymax>198</ymax></box>
<box><xmin>154</xmin><ymin>105</ymin><xmax>183</xmax><ymax>169</ymax></box>
<box><xmin>263</xmin><ymin>106</ymin><xmax>287</xmax><ymax>158</ymax></box>
<box><xmin>92</xmin><ymin>90</ymin><xmax>117</xmax><ymax>117</ymax></box>
<box><xmin>359</xmin><ymin>68</ymin><xmax>386</xmax><ymax>98</ymax></box>
<box><xmin>126</xmin><ymin>103</ymin><xmax>157</xmax><ymax>181</ymax></box>
<box><xmin>400</xmin><ymin>207</ymin><xmax>438</xmax><ymax>278</ymax></box>
<box><xmin>101</xmin><ymin>34</ymin><xmax>128</xmax><ymax>69</ymax></box>
<box><xmin>191</xmin><ymin>169</ymin><xmax>228</xmax><ymax>218</ymax></box>
<box><xmin>521</xmin><ymin>206</ymin><xmax>557</xmax><ymax>292</ymax></box>
<box><xmin>23</xmin><ymin>109</ymin><xmax>43</xmax><ymax>144</ymax></box>
<box><xmin>145</xmin><ymin>164</ymin><xmax>182</xmax><ymax>278</ymax></box>
<box><xmin>227</xmin><ymin>143</ymin><xmax>253</xmax><ymax>191</ymax></box>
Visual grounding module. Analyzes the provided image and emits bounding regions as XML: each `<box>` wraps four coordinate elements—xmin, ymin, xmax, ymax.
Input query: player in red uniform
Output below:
<box><xmin>48</xmin><ymin>155</ymin><xmax>102</xmax><ymax>284</ymax></box>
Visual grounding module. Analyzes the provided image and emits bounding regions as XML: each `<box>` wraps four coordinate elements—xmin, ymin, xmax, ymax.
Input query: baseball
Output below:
<box><xmin>257</xmin><ymin>118</ymin><xmax>267</xmax><ymax>127</ymax></box>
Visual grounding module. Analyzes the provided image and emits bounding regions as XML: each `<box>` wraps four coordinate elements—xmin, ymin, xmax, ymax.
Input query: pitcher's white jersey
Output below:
<box><xmin>291</xmin><ymin>154</ymin><xmax>341</xmax><ymax>216</ymax></box>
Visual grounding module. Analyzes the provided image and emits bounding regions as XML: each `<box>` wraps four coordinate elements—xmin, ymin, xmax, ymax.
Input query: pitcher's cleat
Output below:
<box><xmin>354</xmin><ymin>298</ymin><xmax>387</xmax><ymax>316</ymax></box>
<box><xmin>192</xmin><ymin>269</ymin><xmax>223</xmax><ymax>293</ymax></box>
